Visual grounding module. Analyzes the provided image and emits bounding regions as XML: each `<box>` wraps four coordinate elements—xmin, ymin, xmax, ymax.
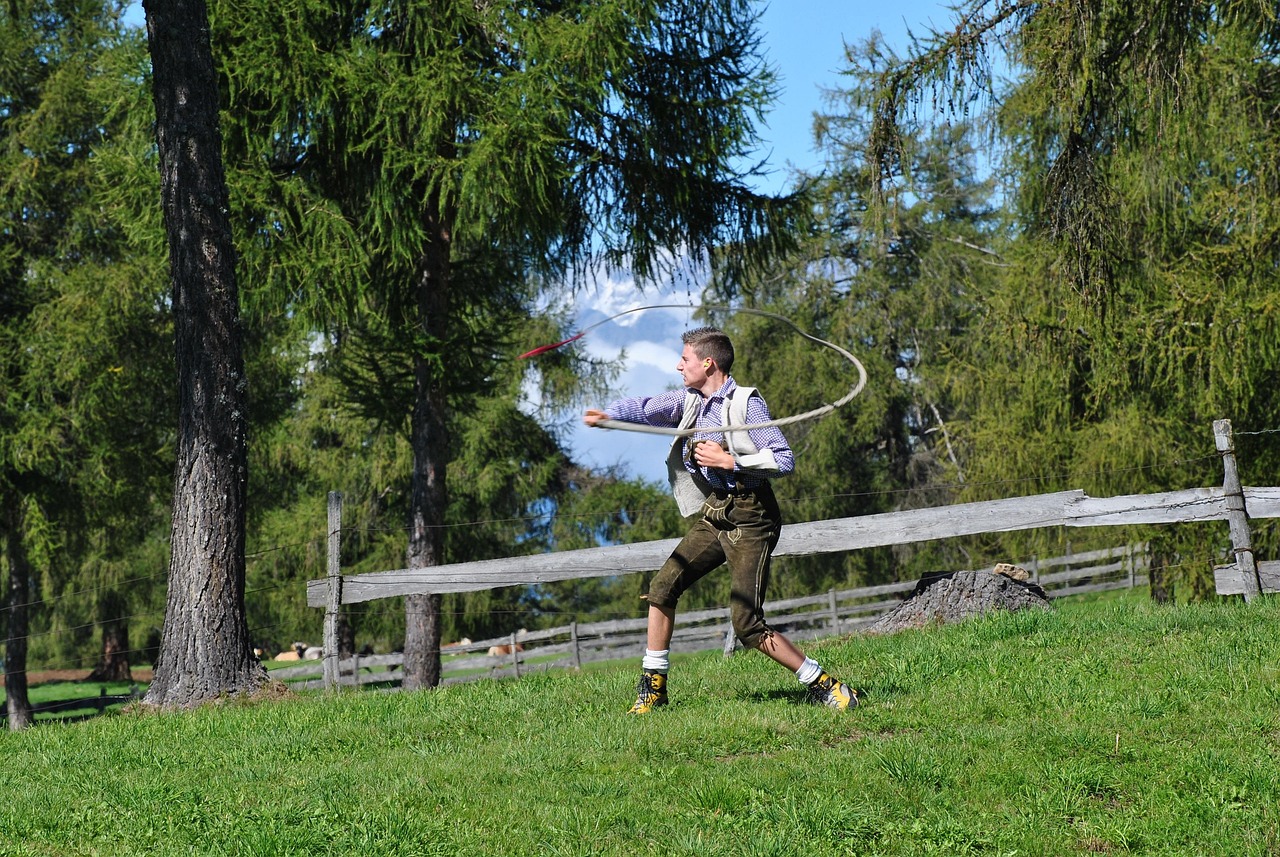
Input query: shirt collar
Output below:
<box><xmin>687</xmin><ymin>376</ymin><xmax>736</xmax><ymax>401</ymax></box>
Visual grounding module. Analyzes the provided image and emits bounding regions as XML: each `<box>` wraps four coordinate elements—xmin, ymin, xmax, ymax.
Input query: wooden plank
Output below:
<box><xmin>307</xmin><ymin>538</ymin><xmax>681</xmax><ymax>605</ymax></box>
<box><xmin>772</xmin><ymin>490</ymin><xmax>1086</xmax><ymax>559</ymax></box>
<box><xmin>1063</xmin><ymin>488</ymin><xmax>1228</xmax><ymax>527</ymax></box>
<box><xmin>1036</xmin><ymin>560</ymin><xmax>1129</xmax><ymax>586</ymax></box>
<box><xmin>322</xmin><ymin>491</ymin><xmax>342</xmax><ymax>690</ymax></box>
<box><xmin>1245</xmin><ymin>487</ymin><xmax>1280</xmax><ymax>520</ymax></box>
<box><xmin>1048</xmin><ymin>577</ymin><xmax>1148</xmax><ymax>599</ymax></box>
<box><xmin>306</xmin><ymin>490</ymin><xmax>1084</xmax><ymax>604</ymax></box>
<box><xmin>1033</xmin><ymin>543</ymin><xmax>1146</xmax><ymax>569</ymax></box>
<box><xmin>1214</xmin><ymin>560</ymin><xmax>1280</xmax><ymax>596</ymax></box>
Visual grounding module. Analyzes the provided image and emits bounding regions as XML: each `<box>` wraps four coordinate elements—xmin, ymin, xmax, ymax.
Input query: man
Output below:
<box><xmin>585</xmin><ymin>326</ymin><xmax>856</xmax><ymax>713</ymax></box>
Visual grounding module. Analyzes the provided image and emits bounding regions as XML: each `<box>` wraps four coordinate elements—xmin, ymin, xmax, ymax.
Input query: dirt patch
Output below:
<box><xmin>28</xmin><ymin>669</ymin><xmax>153</xmax><ymax>686</ymax></box>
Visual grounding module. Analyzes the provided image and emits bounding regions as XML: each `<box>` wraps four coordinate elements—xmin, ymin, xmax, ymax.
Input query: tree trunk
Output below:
<box><xmin>402</xmin><ymin>203</ymin><xmax>451</xmax><ymax>691</ymax></box>
<box><xmin>1148</xmin><ymin>549</ymin><xmax>1173</xmax><ymax>604</ymax></box>
<box><xmin>141</xmin><ymin>0</ymin><xmax>266</xmax><ymax>707</ymax></box>
<box><xmin>337</xmin><ymin>608</ymin><xmax>356</xmax><ymax>660</ymax></box>
<box><xmin>865</xmin><ymin>570</ymin><xmax>1052</xmax><ymax>636</ymax></box>
<box><xmin>4</xmin><ymin>505</ymin><xmax>33</xmax><ymax>731</ymax></box>
<box><xmin>87</xmin><ymin>589</ymin><xmax>133</xmax><ymax>683</ymax></box>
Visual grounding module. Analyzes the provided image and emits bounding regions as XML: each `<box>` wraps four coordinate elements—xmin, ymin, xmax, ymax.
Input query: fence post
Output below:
<box><xmin>509</xmin><ymin>632</ymin><xmax>521</xmax><ymax>678</ymax></box>
<box><xmin>570</xmin><ymin>621</ymin><xmax>581</xmax><ymax>670</ymax></box>
<box><xmin>827</xmin><ymin>589</ymin><xmax>839</xmax><ymax>634</ymax></box>
<box><xmin>1214</xmin><ymin>419</ymin><xmax>1261</xmax><ymax>601</ymax></box>
<box><xmin>323</xmin><ymin>491</ymin><xmax>344</xmax><ymax>690</ymax></box>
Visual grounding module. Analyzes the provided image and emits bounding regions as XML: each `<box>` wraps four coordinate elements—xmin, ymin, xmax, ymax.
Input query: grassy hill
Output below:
<box><xmin>1</xmin><ymin>591</ymin><xmax>1276</xmax><ymax>856</ymax></box>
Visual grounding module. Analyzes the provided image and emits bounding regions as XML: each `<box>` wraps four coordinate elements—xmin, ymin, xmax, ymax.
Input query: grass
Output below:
<box><xmin>1</xmin><ymin>591</ymin><xmax>1277</xmax><ymax>856</ymax></box>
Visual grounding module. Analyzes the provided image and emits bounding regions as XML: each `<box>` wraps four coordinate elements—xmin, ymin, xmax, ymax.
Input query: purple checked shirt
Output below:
<box><xmin>604</xmin><ymin>378</ymin><xmax>795</xmax><ymax>492</ymax></box>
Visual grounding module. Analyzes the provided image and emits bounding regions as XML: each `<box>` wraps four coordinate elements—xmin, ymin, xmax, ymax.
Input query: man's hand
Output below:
<box><xmin>691</xmin><ymin>439</ymin><xmax>735</xmax><ymax>471</ymax></box>
<box><xmin>583</xmin><ymin>408</ymin><xmax>608</xmax><ymax>427</ymax></box>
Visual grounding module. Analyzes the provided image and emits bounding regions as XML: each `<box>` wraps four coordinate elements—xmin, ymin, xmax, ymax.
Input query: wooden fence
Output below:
<box><xmin>278</xmin><ymin>543</ymin><xmax>1148</xmax><ymax>690</ymax></box>
<box><xmin>0</xmin><ymin>687</ymin><xmax>142</xmax><ymax>722</ymax></box>
<box><xmin>297</xmin><ymin>418</ymin><xmax>1279</xmax><ymax>692</ymax></box>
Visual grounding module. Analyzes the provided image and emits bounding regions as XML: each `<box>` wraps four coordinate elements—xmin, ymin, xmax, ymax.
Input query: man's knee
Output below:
<box><xmin>732</xmin><ymin>613</ymin><xmax>770</xmax><ymax>650</ymax></box>
<box><xmin>644</xmin><ymin>562</ymin><xmax>684</xmax><ymax>608</ymax></box>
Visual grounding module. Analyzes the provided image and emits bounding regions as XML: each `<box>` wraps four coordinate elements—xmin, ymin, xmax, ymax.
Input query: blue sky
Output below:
<box><xmin>751</xmin><ymin>1</ymin><xmax>955</xmax><ymax>190</ymax></box>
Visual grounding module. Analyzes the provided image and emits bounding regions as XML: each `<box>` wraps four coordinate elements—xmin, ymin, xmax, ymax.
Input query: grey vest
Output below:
<box><xmin>665</xmin><ymin>386</ymin><xmax>785</xmax><ymax>516</ymax></box>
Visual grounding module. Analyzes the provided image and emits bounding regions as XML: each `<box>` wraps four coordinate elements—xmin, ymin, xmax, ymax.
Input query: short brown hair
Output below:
<box><xmin>682</xmin><ymin>327</ymin><xmax>733</xmax><ymax>373</ymax></box>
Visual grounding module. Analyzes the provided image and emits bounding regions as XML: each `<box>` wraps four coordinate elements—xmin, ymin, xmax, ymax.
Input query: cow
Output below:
<box><xmin>275</xmin><ymin>642</ymin><xmax>308</xmax><ymax>661</ymax></box>
<box><xmin>487</xmin><ymin>642</ymin><xmax>525</xmax><ymax>657</ymax></box>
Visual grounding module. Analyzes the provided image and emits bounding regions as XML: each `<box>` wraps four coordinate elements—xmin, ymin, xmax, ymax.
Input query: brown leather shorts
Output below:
<box><xmin>645</xmin><ymin>482</ymin><xmax>781</xmax><ymax>649</ymax></box>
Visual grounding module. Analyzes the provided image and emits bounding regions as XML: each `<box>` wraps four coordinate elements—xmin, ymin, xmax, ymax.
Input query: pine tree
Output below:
<box><xmin>1</xmin><ymin>0</ymin><xmax>173</xmax><ymax>718</ymax></box>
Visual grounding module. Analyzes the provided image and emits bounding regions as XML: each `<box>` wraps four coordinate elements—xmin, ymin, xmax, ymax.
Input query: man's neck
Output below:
<box><xmin>692</xmin><ymin>373</ymin><xmax>728</xmax><ymax>398</ymax></box>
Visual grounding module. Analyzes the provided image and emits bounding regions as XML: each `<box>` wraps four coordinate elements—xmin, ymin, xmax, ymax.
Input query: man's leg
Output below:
<box><xmin>724</xmin><ymin>488</ymin><xmax>858</xmax><ymax>710</ymax></box>
<box><xmin>627</xmin><ymin>519</ymin><xmax>724</xmax><ymax>714</ymax></box>
<box><xmin>646</xmin><ymin>602</ymin><xmax>675</xmax><ymax>651</ymax></box>
<box><xmin>756</xmin><ymin>629</ymin><xmax>805</xmax><ymax>672</ymax></box>
<box><xmin>629</xmin><ymin>603</ymin><xmax>676</xmax><ymax>715</ymax></box>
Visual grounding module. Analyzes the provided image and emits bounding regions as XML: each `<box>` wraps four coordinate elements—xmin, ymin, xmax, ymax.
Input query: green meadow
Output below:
<box><xmin>2</xmin><ymin>592</ymin><xmax>1277</xmax><ymax>856</ymax></box>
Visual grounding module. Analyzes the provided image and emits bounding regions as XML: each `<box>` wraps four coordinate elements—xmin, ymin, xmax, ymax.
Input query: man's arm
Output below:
<box><xmin>583</xmin><ymin>390</ymin><xmax>686</xmax><ymax>428</ymax></box>
<box><xmin>733</xmin><ymin>395</ymin><xmax>795</xmax><ymax>477</ymax></box>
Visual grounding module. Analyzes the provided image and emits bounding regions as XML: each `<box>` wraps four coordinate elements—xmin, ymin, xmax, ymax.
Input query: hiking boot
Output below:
<box><xmin>626</xmin><ymin>670</ymin><xmax>668</xmax><ymax>714</ymax></box>
<box><xmin>807</xmin><ymin>672</ymin><xmax>857</xmax><ymax>710</ymax></box>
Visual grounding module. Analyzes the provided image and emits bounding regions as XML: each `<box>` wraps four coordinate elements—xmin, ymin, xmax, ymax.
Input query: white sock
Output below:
<box><xmin>642</xmin><ymin>649</ymin><xmax>670</xmax><ymax>673</ymax></box>
<box><xmin>795</xmin><ymin>657</ymin><xmax>823</xmax><ymax>685</ymax></box>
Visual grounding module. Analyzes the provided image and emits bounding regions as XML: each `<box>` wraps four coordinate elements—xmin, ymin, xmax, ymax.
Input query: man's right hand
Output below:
<box><xmin>584</xmin><ymin>408</ymin><xmax>608</xmax><ymax>427</ymax></box>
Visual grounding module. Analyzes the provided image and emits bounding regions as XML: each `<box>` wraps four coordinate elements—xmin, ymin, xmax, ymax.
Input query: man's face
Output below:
<box><xmin>677</xmin><ymin>343</ymin><xmax>712</xmax><ymax>388</ymax></box>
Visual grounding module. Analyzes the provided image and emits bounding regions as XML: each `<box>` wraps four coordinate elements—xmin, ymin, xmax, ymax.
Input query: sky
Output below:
<box><xmin>565</xmin><ymin>1</ymin><xmax>959</xmax><ymax>484</ymax></box>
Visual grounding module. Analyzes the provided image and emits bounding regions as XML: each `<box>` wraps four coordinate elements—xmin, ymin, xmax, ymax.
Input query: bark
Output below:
<box><xmin>1148</xmin><ymin>549</ymin><xmax>1173</xmax><ymax>604</ymax></box>
<box><xmin>141</xmin><ymin>0</ymin><xmax>266</xmax><ymax>707</ymax></box>
<box><xmin>4</xmin><ymin>507</ymin><xmax>33</xmax><ymax>731</ymax></box>
<box><xmin>402</xmin><ymin>199</ymin><xmax>452</xmax><ymax>691</ymax></box>
<box><xmin>86</xmin><ymin>590</ymin><xmax>133</xmax><ymax>683</ymax></box>
<box><xmin>337</xmin><ymin>609</ymin><xmax>355</xmax><ymax>660</ymax></box>
<box><xmin>865</xmin><ymin>570</ymin><xmax>1052</xmax><ymax>636</ymax></box>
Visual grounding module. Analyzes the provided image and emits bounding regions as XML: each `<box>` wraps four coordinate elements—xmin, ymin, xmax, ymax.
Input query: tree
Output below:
<box><xmin>1</xmin><ymin>0</ymin><xmax>174</xmax><ymax>718</ymax></box>
<box><xmin>706</xmin><ymin>40</ymin><xmax>1003</xmax><ymax>588</ymax></box>
<box><xmin>212</xmin><ymin>0</ymin><xmax>799</xmax><ymax>686</ymax></box>
<box><xmin>140</xmin><ymin>0</ymin><xmax>266</xmax><ymax>705</ymax></box>
<box><xmin>858</xmin><ymin>1</ymin><xmax>1280</xmax><ymax>594</ymax></box>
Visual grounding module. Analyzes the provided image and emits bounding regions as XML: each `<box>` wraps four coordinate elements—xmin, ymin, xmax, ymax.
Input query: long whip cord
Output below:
<box><xmin>521</xmin><ymin>304</ymin><xmax>867</xmax><ymax>437</ymax></box>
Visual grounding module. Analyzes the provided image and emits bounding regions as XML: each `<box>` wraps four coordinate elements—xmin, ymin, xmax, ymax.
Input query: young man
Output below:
<box><xmin>584</xmin><ymin>326</ymin><xmax>856</xmax><ymax>713</ymax></box>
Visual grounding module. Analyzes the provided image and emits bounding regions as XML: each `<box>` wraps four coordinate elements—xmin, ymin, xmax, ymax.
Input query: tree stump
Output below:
<box><xmin>865</xmin><ymin>567</ymin><xmax>1052</xmax><ymax>636</ymax></box>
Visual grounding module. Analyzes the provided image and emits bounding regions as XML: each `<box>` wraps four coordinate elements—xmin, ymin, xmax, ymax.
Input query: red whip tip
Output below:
<box><xmin>518</xmin><ymin>331</ymin><xmax>584</xmax><ymax>359</ymax></box>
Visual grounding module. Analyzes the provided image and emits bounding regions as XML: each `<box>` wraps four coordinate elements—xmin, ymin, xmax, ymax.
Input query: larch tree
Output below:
<box><xmin>1</xmin><ymin>0</ymin><xmax>171</xmax><ymax>721</ymax></box>
<box><xmin>141</xmin><ymin>0</ymin><xmax>267</xmax><ymax>705</ymax></box>
<box><xmin>212</xmin><ymin>0</ymin><xmax>799</xmax><ymax>687</ymax></box>
<box><xmin>859</xmin><ymin>0</ymin><xmax>1280</xmax><ymax>596</ymax></box>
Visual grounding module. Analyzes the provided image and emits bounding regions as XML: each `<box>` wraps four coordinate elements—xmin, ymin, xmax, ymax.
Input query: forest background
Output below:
<box><xmin>2</xmin><ymin>0</ymin><xmax>1279</xmax><ymax>690</ymax></box>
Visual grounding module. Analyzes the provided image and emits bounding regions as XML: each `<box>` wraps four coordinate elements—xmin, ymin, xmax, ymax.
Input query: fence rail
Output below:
<box><xmin>278</xmin><ymin>543</ymin><xmax>1148</xmax><ymax>690</ymax></box>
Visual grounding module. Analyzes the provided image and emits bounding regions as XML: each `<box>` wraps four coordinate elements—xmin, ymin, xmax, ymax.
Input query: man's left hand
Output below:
<box><xmin>692</xmin><ymin>440</ymin><xmax>734</xmax><ymax>471</ymax></box>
